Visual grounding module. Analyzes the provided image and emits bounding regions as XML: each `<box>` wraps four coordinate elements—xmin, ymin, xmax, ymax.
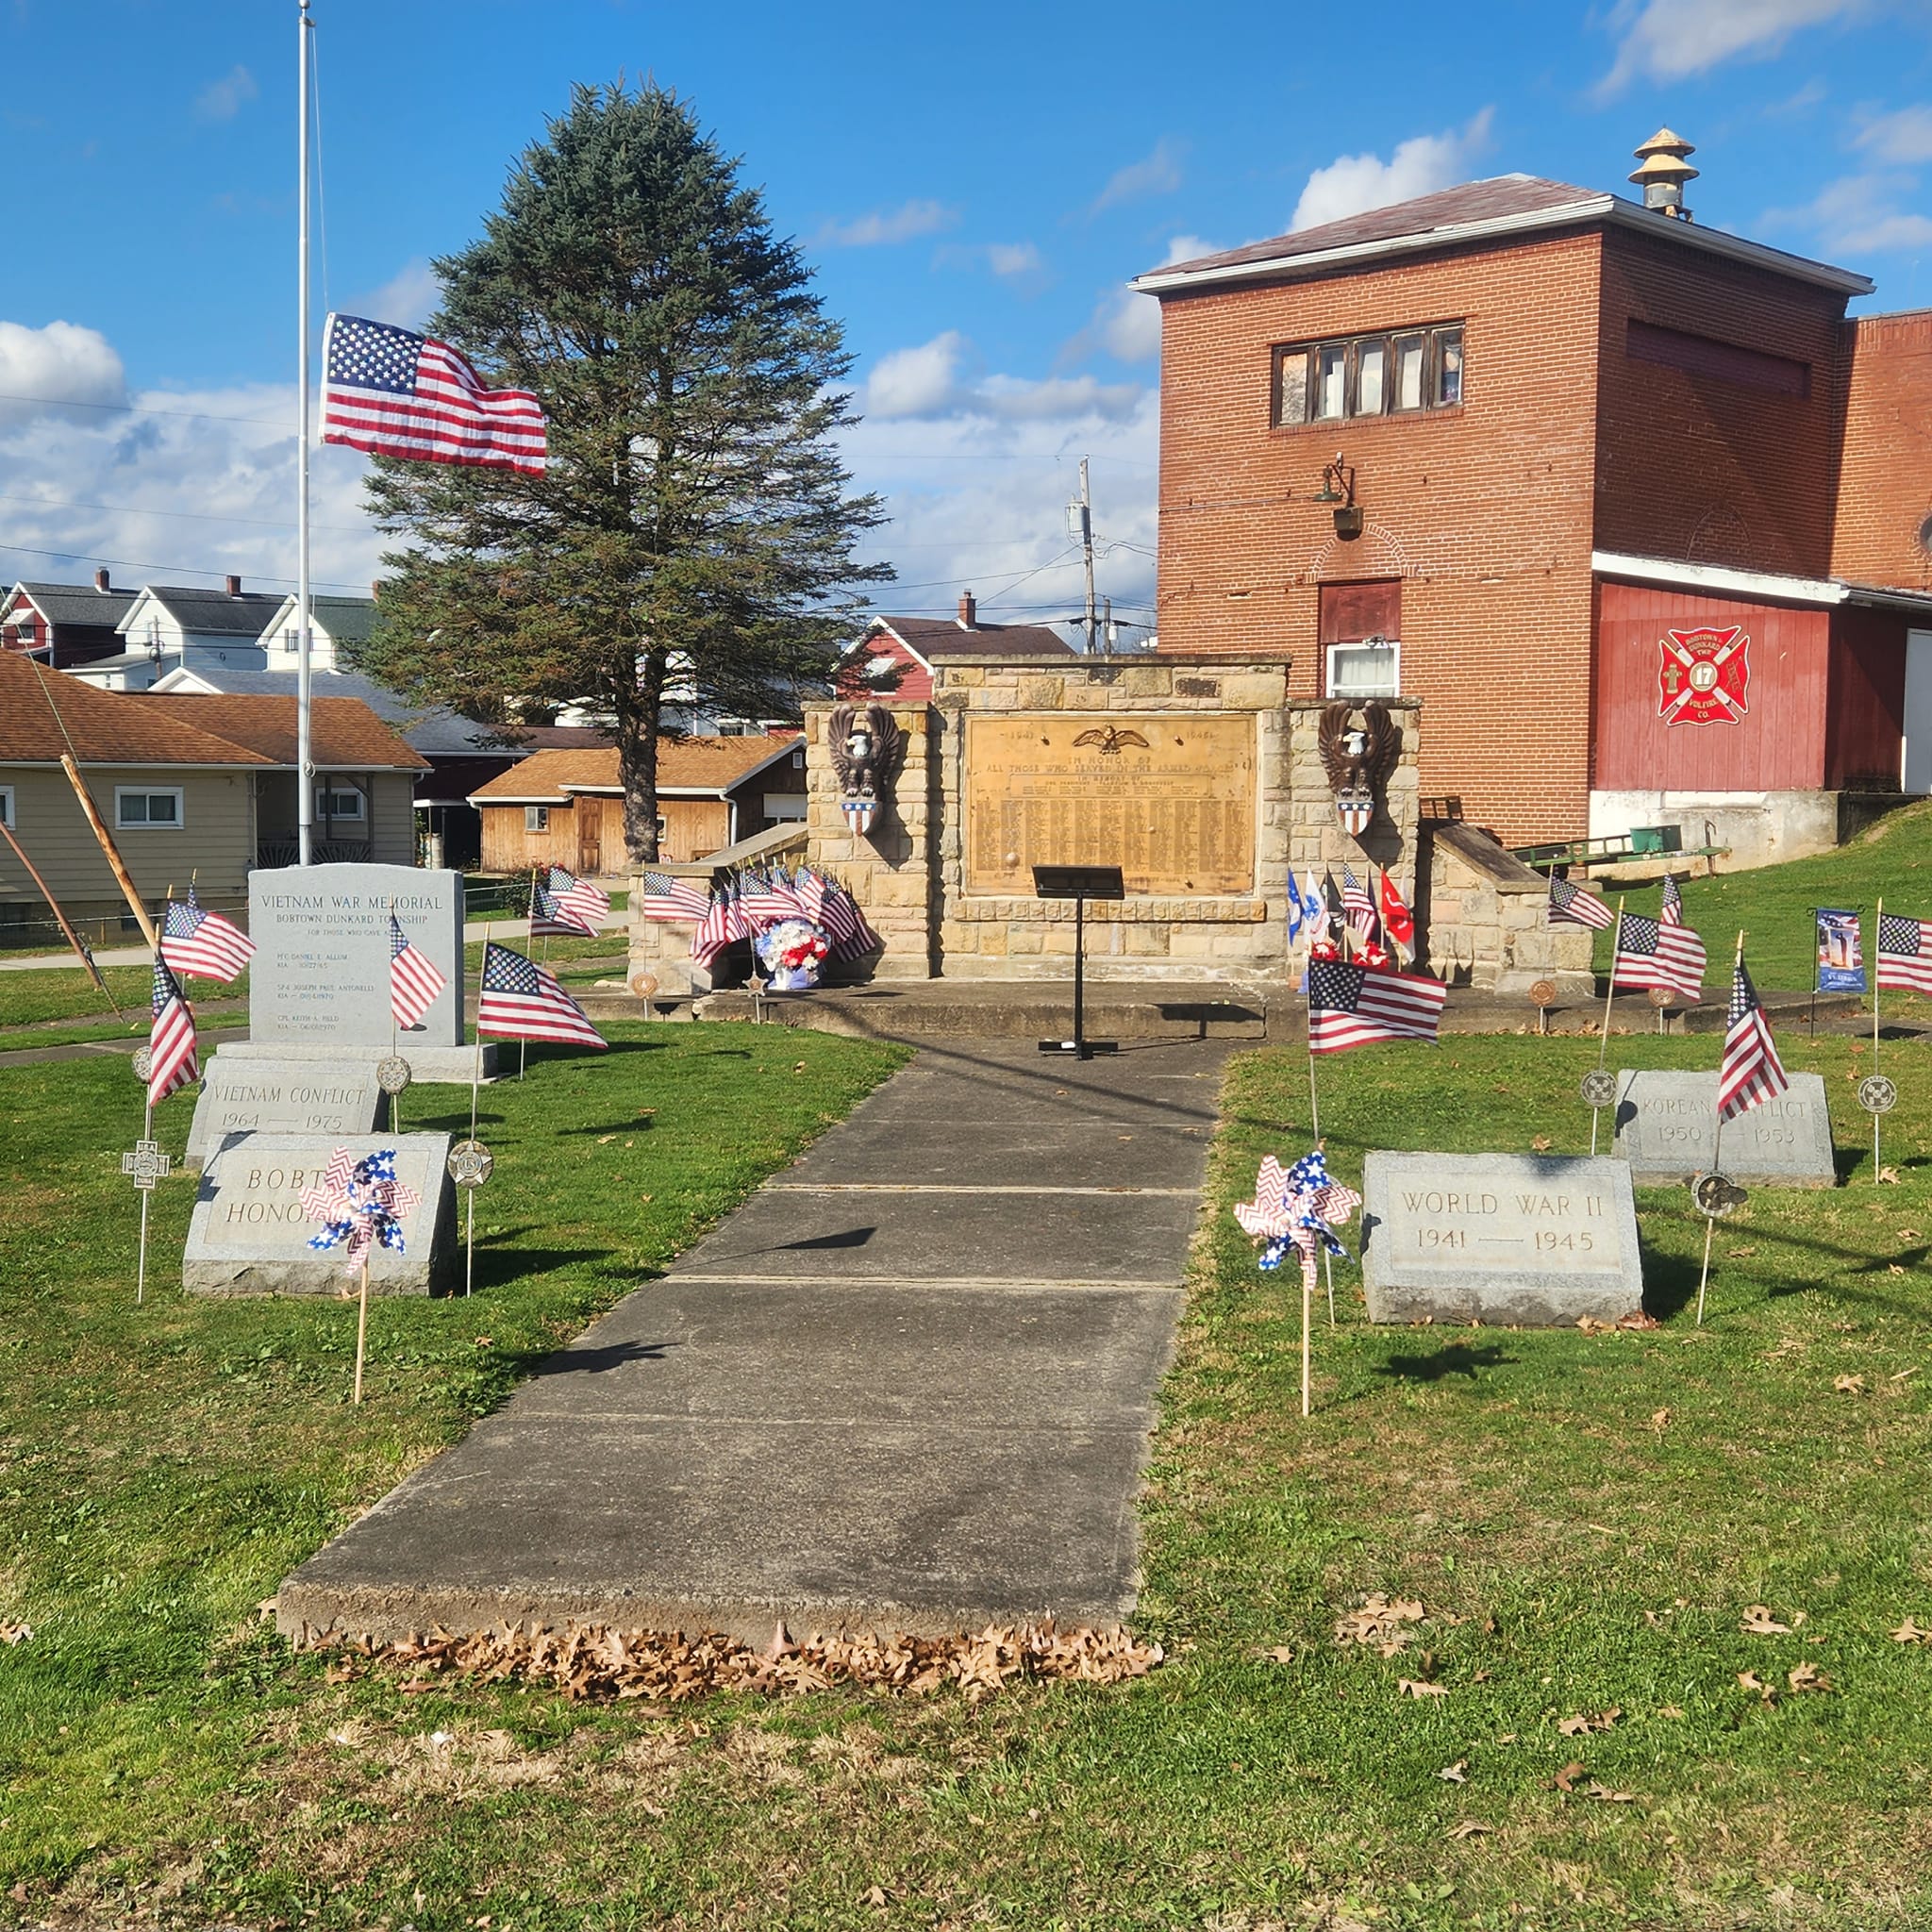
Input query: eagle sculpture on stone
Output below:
<box><xmin>1318</xmin><ymin>701</ymin><xmax>1399</xmax><ymax>839</ymax></box>
<box><xmin>828</xmin><ymin>703</ymin><xmax>905</xmax><ymax>839</ymax></box>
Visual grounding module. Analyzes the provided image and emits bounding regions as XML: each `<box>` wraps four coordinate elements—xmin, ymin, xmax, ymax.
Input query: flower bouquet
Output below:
<box><xmin>756</xmin><ymin>918</ymin><xmax>831</xmax><ymax>991</ymax></box>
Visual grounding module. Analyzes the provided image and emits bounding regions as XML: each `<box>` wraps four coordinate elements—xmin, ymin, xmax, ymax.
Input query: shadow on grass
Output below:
<box><xmin>1375</xmin><ymin>1341</ymin><xmax>1514</xmax><ymax>1381</ymax></box>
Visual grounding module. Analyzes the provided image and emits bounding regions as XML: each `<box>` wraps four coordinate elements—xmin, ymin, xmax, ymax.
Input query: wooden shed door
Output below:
<box><xmin>576</xmin><ymin>804</ymin><xmax>603</xmax><ymax>876</ymax></box>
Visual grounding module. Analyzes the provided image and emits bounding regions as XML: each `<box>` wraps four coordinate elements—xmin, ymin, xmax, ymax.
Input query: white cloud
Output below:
<box><xmin>1290</xmin><ymin>109</ymin><xmax>1495</xmax><ymax>232</ymax></box>
<box><xmin>0</xmin><ymin>320</ymin><xmax>382</xmax><ymax>597</ymax></box>
<box><xmin>985</xmin><ymin>242</ymin><xmax>1043</xmax><ymax>281</ymax></box>
<box><xmin>815</xmin><ymin>199</ymin><xmax>958</xmax><ymax>247</ymax></box>
<box><xmin>1855</xmin><ymin>103</ymin><xmax>1932</xmax><ymax>164</ymax></box>
<box><xmin>1090</xmin><ymin>139</ymin><xmax>1183</xmax><ymax>215</ymax></box>
<box><xmin>1768</xmin><ymin>170</ymin><xmax>1932</xmax><ymax>252</ymax></box>
<box><xmin>1599</xmin><ymin>0</ymin><xmax>1868</xmax><ymax>92</ymax></box>
<box><xmin>193</xmin><ymin>64</ymin><xmax>258</xmax><ymax>124</ymax></box>
<box><xmin>1091</xmin><ymin>235</ymin><xmax>1219</xmax><ymax>363</ymax></box>
<box><xmin>0</xmin><ymin>320</ymin><xmax>126</xmax><ymax>429</ymax></box>
<box><xmin>843</xmin><ymin>328</ymin><xmax>1161</xmax><ymax>639</ymax></box>
<box><xmin>346</xmin><ymin>258</ymin><xmax>441</xmax><ymax>331</ymax></box>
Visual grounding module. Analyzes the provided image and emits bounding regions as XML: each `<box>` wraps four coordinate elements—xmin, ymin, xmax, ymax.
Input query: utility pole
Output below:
<box><xmin>1076</xmin><ymin>456</ymin><xmax>1096</xmax><ymax>656</ymax></box>
<box><xmin>1103</xmin><ymin>595</ymin><xmax>1112</xmax><ymax>655</ymax></box>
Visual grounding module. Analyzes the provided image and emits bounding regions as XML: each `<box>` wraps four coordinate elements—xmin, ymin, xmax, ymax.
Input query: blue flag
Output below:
<box><xmin>1286</xmin><ymin>870</ymin><xmax>1307</xmax><ymax>944</ymax></box>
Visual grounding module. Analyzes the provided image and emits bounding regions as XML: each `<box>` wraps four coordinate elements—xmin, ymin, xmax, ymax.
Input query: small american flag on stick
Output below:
<box><xmin>639</xmin><ymin>871</ymin><xmax>709</xmax><ymax>923</ymax></box>
<box><xmin>1307</xmin><ymin>957</ymin><xmax>1447</xmax><ymax>1053</ymax></box>
<box><xmin>322</xmin><ymin>313</ymin><xmax>546</xmax><ymax>475</ymax></box>
<box><xmin>147</xmin><ymin>958</ymin><xmax>199</xmax><ymax>1103</ymax></box>
<box><xmin>1718</xmin><ymin>956</ymin><xmax>1788</xmax><ymax>1122</ymax></box>
<box><xmin>389</xmin><ymin>914</ymin><xmax>447</xmax><ymax>1030</ymax></box>
<box><xmin>158</xmin><ymin>884</ymin><xmax>255</xmax><ymax>982</ymax></box>
<box><xmin>1547</xmin><ymin>875</ymin><xmax>1615</xmax><ymax>931</ymax></box>
<box><xmin>1612</xmin><ymin>912</ymin><xmax>1707</xmax><ymax>1002</ymax></box>
<box><xmin>476</xmin><ymin>941</ymin><xmax>606</xmax><ymax>1049</ymax></box>
<box><xmin>1877</xmin><ymin>911</ymin><xmax>1932</xmax><ymax>995</ymax></box>
<box><xmin>1659</xmin><ymin>874</ymin><xmax>1686</xmax><ymax>926</ymax></box>
<box><xmin>1341</xmin><ymin>865</ymin><xmax>1380</xmax><ymax>945</ymax></box>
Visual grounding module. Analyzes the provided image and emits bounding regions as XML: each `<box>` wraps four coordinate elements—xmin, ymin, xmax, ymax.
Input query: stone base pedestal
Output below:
<box><xmin>210</xmin><ymin>1040</ymin><xmax>499</xmax><ymax>1083</ymax></box>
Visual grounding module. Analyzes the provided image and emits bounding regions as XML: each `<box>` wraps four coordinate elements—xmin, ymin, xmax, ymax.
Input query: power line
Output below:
<box><xmin>0</xmin><ymin>539</ymin><xmax>370</xmax><ymax>593</ymax></box>
<box><xmin>0</xmin><ymin>489</ymin><xmax>367</xmax><ymax>534</ymax></box>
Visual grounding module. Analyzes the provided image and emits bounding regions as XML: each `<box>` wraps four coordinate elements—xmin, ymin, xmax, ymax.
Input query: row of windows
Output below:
<box><xmin>1274</xmin><ymin>323</ymin><xmax>1463</xmax><ymax>426</ymax></box>
<box><xmin>0</xmin><ymin>785</ymin><xmax>364</xmax><ymax>832</ymax></box>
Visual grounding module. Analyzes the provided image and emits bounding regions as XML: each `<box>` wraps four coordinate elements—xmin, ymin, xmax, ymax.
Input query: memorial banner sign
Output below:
<box><xmin>965</xmin><ymin>712</ymin><xmax>1256</xmax><ymax>897</ymax></box>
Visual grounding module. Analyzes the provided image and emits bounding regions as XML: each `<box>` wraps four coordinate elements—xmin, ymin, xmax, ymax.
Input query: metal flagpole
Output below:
<box><xmin>295</xmin><ymin>0</ymin><xmax>316</xmax><ymax>868</ymax></box>
<box><xmin>1873</xmin><ymin>897</ymin><xmax>1883</xmax><ymax>1182</ymax></box>
<box><xmin>1593</xmin><ymin>898</ymin><xmax>1625</xmax><ymax>1156</ymax></box>
<box><xmin>1696</xmin><ymin>929</ymin><xmax>1745</xmax><ymax>1327</ymax></box>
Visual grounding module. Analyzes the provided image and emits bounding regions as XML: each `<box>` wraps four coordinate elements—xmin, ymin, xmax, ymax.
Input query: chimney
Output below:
<box><xmin>958</xmin><ymin>589</ymin><xmax>977</xmax><ymax>628</ymax></box>
<box><xmin>93</xmin><ymin>568</ymin><xmax>110</xmax><ymax>593</ymax></box>
<box><xmin>1629</xmin><ymin>127</ymin><xmax>1697</xmax><ymax>222</ymax></box>
<box><xmin>225</xmin><ymin>574</ymin><xmax>242</xmax><ymax>597</ymax></box>
<box><xmin>370</xmin><ymin>580</ymin><xmax>381</xmax><ymax>603</ymax></box>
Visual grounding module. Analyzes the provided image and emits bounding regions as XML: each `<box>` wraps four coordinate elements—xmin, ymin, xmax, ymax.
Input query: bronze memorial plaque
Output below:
<box><xmin>966</xmin><ymin>713</ymin><xmax>1257</xmax><ymax>896</ymax></box>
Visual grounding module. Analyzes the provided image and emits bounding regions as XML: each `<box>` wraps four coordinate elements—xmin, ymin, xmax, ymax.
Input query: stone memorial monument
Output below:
<box><xmin>183</xmin><ymin>1131</ymin><xmax>458</xmax><ymax>1296</ymax></box>
<box><xmin>1612</xmin><ymin>1071</ymin><xmax>1836</xmax><ymax>1187</ymax></box>
<box><xmin>185</xmin><ymin>1057</ymin><xmax>386</xmax><ymax>1171</ymax></box>
<box><xmin>212</xmin><ymin>862</ymin><xmax>493</xmax><ymax>1081</ymax></box>
<box><xmin>1360</xmin><ymin>1151</ymin><xmax>1644</xmax><ymax>1326</ymax></box>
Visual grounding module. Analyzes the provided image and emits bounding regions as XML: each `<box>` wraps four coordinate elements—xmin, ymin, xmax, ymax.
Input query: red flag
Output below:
<box><xmin>1378</xmin><ymin>871</ymin><xmax>1415</xmax><ymax>952</ymax></box>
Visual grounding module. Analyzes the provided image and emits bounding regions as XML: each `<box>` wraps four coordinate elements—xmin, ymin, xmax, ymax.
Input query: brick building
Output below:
<box><xmin>1136</xmin><ymin>142</ymin><xmax>1932</xmax><ymax>860</ymax></box>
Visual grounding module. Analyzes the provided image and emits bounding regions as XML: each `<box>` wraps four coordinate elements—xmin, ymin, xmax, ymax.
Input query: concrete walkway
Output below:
<box><xmin>278</xmin><ymin>1037</ymin><xmax>1230</xmax><ymax>1645</ymax></box>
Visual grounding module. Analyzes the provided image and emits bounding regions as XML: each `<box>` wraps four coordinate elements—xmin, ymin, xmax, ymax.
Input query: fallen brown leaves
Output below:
<box><xmin>1445</xmin><ymin>1818</ymin><xmax>1491</xmax><ymax>1840</ymax></box>
<box><xmin>0</xmin><ymin>1620</ymin><xmax>30</xmax><ymax>1645</ymax></box>
<box><xmin>1557</xmin><ymin>1707</ymin><xmax>1621</xmax><ymax>1737</ymax></box>
<box><xmin>302</xmin><ymin>1618</ymin><xmax>1163</xmax><ymax>1705</ymax></box>
<box><xmin>1397</xmin><ymin>1677</ymin><xmax>1449</xmax><ymax>1700</ymax></box>
<box><xmin>1334</xmin><ymin>1592</ymin><xmax>1425</xmax><ymax>1654</ymax></box>
<box><xmin>1833</xmin><ymin>1374</ymin><xmax>1867</xmax><ymax>1395</ymax></box>
<box><xmin>1577</xmin><ymin>1311</ymin><xmax>1661</xmax><ymax>1334</ymax></box>
<box><xmin>1891</xmin><ymin>1617</ymin><xmax>1932</xmax><ymax>1645</ymax></box>
<box><xmin>1740</xmin><ymin>1605</ymin><xmax>1805</xmax><ymax>1636</ymax></box>
<box><xmin>1738</xmin><ymin>1663</ymin><xmax>1833</xmax><ymax>1705</ymax></box>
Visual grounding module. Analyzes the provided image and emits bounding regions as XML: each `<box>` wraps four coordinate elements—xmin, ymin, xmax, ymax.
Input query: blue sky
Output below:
<box><xmin>2</xmin><ymin>0</ymin><xmax>1929</xmax><ymax>634</ymax></box>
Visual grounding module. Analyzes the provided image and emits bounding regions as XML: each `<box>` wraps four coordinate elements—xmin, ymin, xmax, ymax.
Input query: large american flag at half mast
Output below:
<box><xmin>1611</xmin><ymin>911</ymin><xmax>1707</xmax><ymax>1001</ymax></box>
<box><xmin>1719</xmin><ymin>958</ymin><xmax>1789</xmax><ymax>1122</ymax></box>
<box><xmin>476</xmin><ymin>941</ymin><xmax>607</xmax><ymax>1048</ymax></box>
<box><xmin>147</xmin><ymin>959</ymin><xmax>198</xmax><ymax>1103</ymax></box>
<box><xmin>1547</xmin><ymin>875</ymin><xmax>1615</xmax><ymax>931</ymax></box>
<box><xmin>1876</xmin><ymin>912</ymin><xmax>1932</xmax><ymax>995</ymax></box>
<box><xmin>389</xmin><ymin>915</ymin><xmax>447</xmax><ymax>1030</ymax></box>
<box><xmin>1307</xmin><ymin>958</ymin><xmax>1448</xmax><ymax>1053</ymax></box>
<box><xmin>322</xmin><ymin>314</ymin><xmax>546</xmax><ymax>475</ymax></box>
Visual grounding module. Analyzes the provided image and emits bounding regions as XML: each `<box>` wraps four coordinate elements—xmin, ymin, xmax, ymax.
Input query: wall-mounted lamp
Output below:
<box><xmin>1312</xmin><ymin>453</ymin><xmax>1362</xmax><ymax>539</ymax></box>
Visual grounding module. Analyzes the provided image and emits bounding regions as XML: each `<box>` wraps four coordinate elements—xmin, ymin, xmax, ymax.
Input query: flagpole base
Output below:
<box><xmin>1038</xmin><ymin>1039</ymin><xmax>1118</xmax><ymax>1058</ymax></box>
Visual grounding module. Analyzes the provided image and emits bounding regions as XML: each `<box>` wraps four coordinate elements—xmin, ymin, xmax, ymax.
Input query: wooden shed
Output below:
<box><xmin>470</xmin><ymin>734</ymin><xmax>806</xmax><ymax>875</ymax></box>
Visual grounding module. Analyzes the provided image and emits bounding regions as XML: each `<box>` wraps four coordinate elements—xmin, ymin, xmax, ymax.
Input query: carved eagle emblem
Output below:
<box><xmin>828</xmin><ymin>703</ymin><xmax>905</xmax><ymax>800</ymax></box>
<box><xmin>1318</xmin><ymin>701</ymin><xmax>1399</xmax><ymax>839</ymax></box>
<box><xmin>1072</xmin><ymin>725</ymin><xmax>1151</xmax><ymax>755</ymax></box>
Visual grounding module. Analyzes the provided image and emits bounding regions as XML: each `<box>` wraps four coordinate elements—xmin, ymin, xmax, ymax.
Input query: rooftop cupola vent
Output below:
<box><xmin>1630</xmin><ymin>127</ymin><xmax>1698</xmax><ymax>221</ymax></box>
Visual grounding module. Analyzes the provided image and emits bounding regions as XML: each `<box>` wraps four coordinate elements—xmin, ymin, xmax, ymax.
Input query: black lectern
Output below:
<box><xmin>1033</xmin><ymin>863</ymin><xmax>1124</xmax><ymax>1059</ymax></box>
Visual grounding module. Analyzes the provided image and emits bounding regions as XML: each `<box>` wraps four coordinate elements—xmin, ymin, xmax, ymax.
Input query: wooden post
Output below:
<box><xmin>59</xmin><ymin>755</ymin><xmax>157</xmax><ymax>947</ymax></box>
<box><xmin>353</xmin><ymin>1256</ymin><xmax>370</xmax><ymax>1405</ymax></box>
<box><xmin>0</xmin><ymin>815</ymin><xmax>120</xmax><ymax>1016</ymax></box>
<box><xmin>1593</xmin><ymin>898</ymin><xmax>1626</xmax><ymax>1157</ymax></box>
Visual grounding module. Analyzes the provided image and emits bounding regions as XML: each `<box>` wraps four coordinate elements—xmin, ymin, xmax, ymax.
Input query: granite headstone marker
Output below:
<box><xmin>182</xmin><ymin>1131</ymin><xmax>457</xmax><ymax>1296</ymax></box>
<box><xmin>1360</xmin><ymin>1151</ymin><xmax>1644</xmax><ymax>1327</ymax></box>
<box><xmin>216</xmin><ymin>862</ymin><xmax>492</xmax><ymax>1081</ymax></box>
<box><xmin>185</xmin><ymin>1057</ymin><xmax>385</xmax><ymax>1170</ymax></box>
<box><xmin>1612</xmin><ymin>1071</ymin><xmax>1836</xmax><ymax>1187</ymax></box>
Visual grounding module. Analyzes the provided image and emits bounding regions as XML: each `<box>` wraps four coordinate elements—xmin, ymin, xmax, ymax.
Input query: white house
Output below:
<box><xmin>256</xmin><ymin>591</ymin><xmax>377</xmax><ymax>673</ymax></box>
<box><xmin>67</xmin><ymin>576</ymin><xmax>284</xmax><ymax>691</ymax></box>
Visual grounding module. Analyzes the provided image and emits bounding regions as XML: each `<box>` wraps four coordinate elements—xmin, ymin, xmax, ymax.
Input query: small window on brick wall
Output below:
<box><xmin>1275</xmin><ymin>324</ymin><xmax>1464</xmax><ymax>426</ymax></box>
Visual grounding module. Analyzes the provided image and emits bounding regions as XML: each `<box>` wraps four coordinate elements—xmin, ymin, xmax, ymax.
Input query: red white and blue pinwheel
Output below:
<box><xmin>1234</xmin><ymin>1151</ymin><xmax>1362</xmax><ymax>1291</ymax></box>
<box><xmin>301</xmin><ymin>1148</ymin><xmax>420</xmax><ymax>1272</ymax></box>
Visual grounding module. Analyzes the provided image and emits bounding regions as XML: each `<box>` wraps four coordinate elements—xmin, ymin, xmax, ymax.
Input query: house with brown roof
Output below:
<box><xmin>469</xmin><ymin>734</ymin><xmax>807</xmax><ymax>874</ymax></box>
<box><xmin>837</xmin><ymin>591</ymin><xmax>1074</xmax><ymax>703</ymax></box>
<box><xmin>0</xmin><ymin>652</ymin><xmax>426</xmax><ymax>929</ymax></box>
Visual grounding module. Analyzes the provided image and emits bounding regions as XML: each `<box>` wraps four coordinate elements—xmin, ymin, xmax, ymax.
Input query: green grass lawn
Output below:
<box><xmin>4</xmin><ymin>1024</ymin><xmax>1930</xmax><ymax>1929</ymax></box>
<box><xmin>1590</xmin><ymin>798</ymin><xmax>1932</xmax><ymax>991</ymax></box>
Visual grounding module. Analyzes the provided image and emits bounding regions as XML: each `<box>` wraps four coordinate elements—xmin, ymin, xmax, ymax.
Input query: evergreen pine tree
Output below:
<box><xmin>353</xmin><ymin>82</ymin><xmax>889</xmax><ymax>866</ymax></box>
